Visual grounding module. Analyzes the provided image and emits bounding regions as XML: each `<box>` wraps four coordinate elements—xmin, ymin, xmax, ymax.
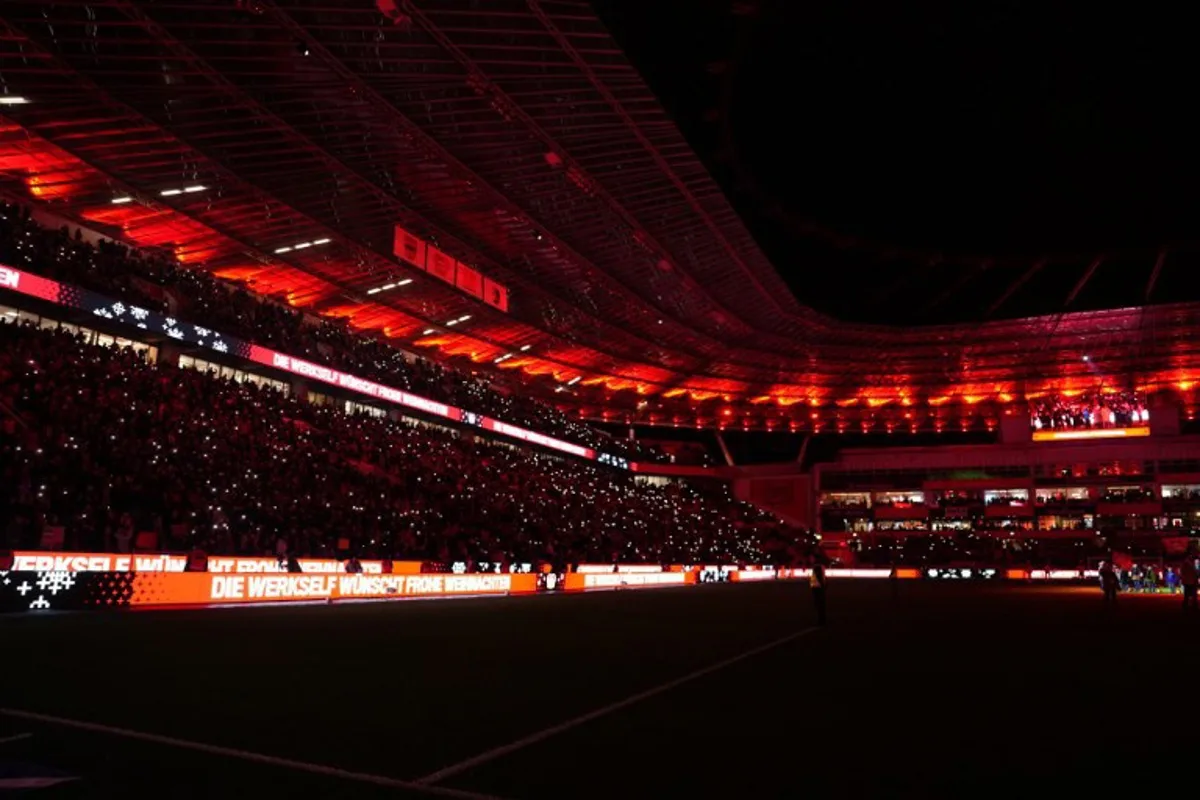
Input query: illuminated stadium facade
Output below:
<box><xmin>1</xmin><ymin>0</ymin><xmax>1198</xmax><ymax>441</ymax></box>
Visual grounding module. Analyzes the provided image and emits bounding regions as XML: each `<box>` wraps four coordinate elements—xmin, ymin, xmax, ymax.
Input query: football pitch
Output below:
<box><xmin>0</xmin><ymin>580</ymin><xmax>1191</xmax><ymax>797</ymax></box>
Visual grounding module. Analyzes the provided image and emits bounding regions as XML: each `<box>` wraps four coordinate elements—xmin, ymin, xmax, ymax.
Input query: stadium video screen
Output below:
<box><xmin>1029</xmin><ymin>389</ymin><xmax>1149</xmax><ymax>441</ymax></box>
<box><xmin>925</xmin><ymin>568</ymin><xmax>998</xmax><ymax>580</ymax></box>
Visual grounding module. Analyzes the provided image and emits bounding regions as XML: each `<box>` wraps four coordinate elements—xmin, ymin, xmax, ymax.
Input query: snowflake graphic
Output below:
<box><xmin>211</xmin><ymin>340</ymin><xmax>228</xmax><ymax>353</ymax></box>
<box><xmin>165</xmin><ymin>317</ymin><xmax>177</xmax><ymax>328</ymax></box>
<box><xmin>93</xmin><ymin>308</ymin><xmax>113</xmax><ymax>319</ymax></box>
<box><xmin>194</xmin><ymin>325</ymin><xmax>211</xmax><ymax>338</ymax></box>
<box><xmin>30</xmin><ymin>596</ymin><xmax>50</xmax><ymax>610</ymax></box>
<box><xmin>36</xmin><ymin>571</ymin><xmax>76</xmax><ymax>595</ymax></box>
<box><xmin>166</xmin><ymin>327</ymin><xmax>185</xmax><ymax>340</ymax></box>
<box><xmin>111</xmin><ymin>302</ymin><xmax>126</xmax><ymax>317</ymax></box>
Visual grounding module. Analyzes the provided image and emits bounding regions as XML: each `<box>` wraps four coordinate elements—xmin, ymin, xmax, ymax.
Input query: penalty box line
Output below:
<box><xmin>0</xmin><ymin>707</ymin><xmax>505</xmax><ymax>800</ymax></box>
<box><xmin>415</xmin><ymin>626</ymin><xmax>823</xmax><ymax>786</ymax></box>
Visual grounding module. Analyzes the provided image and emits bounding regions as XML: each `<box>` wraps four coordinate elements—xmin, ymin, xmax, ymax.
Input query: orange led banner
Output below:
<box><xmin>10</xmin><ymin>551</ymin><xmax>421</xmax><ymax>575</ymax></box>
<box><xmin>563</xmin><ymin>571</ymin><xmax>694</xmax><ymax>590</ymax></box>
<box><xmin>776</xmin><ymin>568</ymin><xmax>895</xmax><ymax>579</ymax></box>
<box><xmin>1032</xmin><ymin>426</ymin><xmax>1150</xmax><ymax>442</ymax></box>
<box><xmin>124</xmin><ymin>571</ymin><xmax>538</xmax><ymax>607</ymax></box>
<box><xmin>729</xmin><ymin>569</ymin><xmax>778</xmax><ymax>582</ymax></box>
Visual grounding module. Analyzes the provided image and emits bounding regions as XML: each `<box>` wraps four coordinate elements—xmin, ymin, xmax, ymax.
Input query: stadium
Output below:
<box><xmin>1</xmin><ymin>2</ymin><xmax>1197</xmax><ymax>796</ymax></box>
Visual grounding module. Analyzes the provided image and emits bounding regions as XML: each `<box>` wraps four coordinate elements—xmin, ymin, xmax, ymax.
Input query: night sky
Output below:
<box><xmin>593</xmin><ymin>1</ymin><xmax>1200</xmax><ymax>325</ymax></box>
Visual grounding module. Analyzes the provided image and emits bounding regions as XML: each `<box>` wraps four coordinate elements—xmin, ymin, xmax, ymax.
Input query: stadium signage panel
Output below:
<box><xmin>729</xmin><ymin>569</ymin><xmax>778</xmax><ymax>581</ymax></box>
<box><xmin>574</xmin><ymin>564</ymin><xmax>666</xmax><ymax>573</ymax></box>
<box><xmin>207</xmin><ymin>557</ymin><xmax>425</xmax><ymax>574</ymax></box>
<box><xmin>1032</xmin><ymin>426</ymin><xmax>1150</xmax><ymax>442</ymax></box>
<box><xmin>9</xmin><ymin>551</ymin><xmax>425</xmax><ymax>575</ymax></box>
<box><xmin>1</xmin><ymin>566</ymin><xmax>1114</xmax><ymax>613</ymax></box>
<box><xmin>564</xmin><ymin>571</ymin><xmax>692</xmax><ymax>590</ymax></box>
<box><xmin>0</xmin><ymin>571</ymin><xmax>538</xmax><ymax>611</ymax></box>
<box><xmin>480</xmin><ymin>418</ymin><xmax>594</xmax><ymax>459</ymax></box>
<box><xmin>392</xmin><ymin>224</ymin><xmax>509</xmax><ymax>311</ymax></box>
<box><xmin>251</xmin><ymin>347</ymin><xmax>460</xmax><ymax>422</ymax></box>
<box><xmin>11</xmin><ymin>551</ymin><xmax>187</xmax><ymax>573</ymax></box>
<box><xmin>776</xmin><ymin>568</ymin><xmax>894</xmax><ymax>579</ymax></box>
<box><xmin>1027</xmin><ymin>569</ymin><xmax>1100</xmax><ymax>580</ymax></box>
<box><xmin>925</xmin><ymin>568</ymin><xmax>998</xmax><ymax>579</ymax></box>
<box><xmin>0</xmin><ymin>265</ymin><xmax>620</xmax><ymax>466</ymax></box>
<box><xmin>192</xmin><ymin>572</ymin><xmax>535</xmax><ymax>605</ymax></box>
<box><xmin>0</xmin><ymin>263</ymin><xmax>253</xmax><ymax>355</ymax></box>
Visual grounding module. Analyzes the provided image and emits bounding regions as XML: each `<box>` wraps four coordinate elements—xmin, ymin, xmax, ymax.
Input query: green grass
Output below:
<box><xmin>1</xmin><ymin>582</ymin><xmax>1193</xmax><ymax>798</ymax></box>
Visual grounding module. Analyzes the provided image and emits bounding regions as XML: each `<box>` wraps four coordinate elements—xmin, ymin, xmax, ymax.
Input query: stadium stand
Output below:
<box><xmin>0</xmin><ymin>315</ymin><xmax>803</xmax><ymax>566</ymax></box>
<box><xmin>0</xmin><ymin>202</ymin><xmax>672</xmax><ymax>465</ymax></box>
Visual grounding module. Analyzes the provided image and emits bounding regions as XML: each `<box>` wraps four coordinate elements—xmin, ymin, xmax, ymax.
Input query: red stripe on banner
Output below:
<box><xmin>0</xmin><ymin>263</ymin><xmax>63</xmax><ymax>302</ymax></box>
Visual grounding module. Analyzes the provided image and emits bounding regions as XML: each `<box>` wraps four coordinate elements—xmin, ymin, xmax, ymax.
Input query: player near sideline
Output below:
<box><xmin>1099</xmin><ymin>561</ymin><xmax>1118</xmax><ymax>605</ymax></box>
<box><xmin>810</xmin><ymin>563</ymin><xmax>827</xmax><ymax>626</ymax></box>
<box><xmin>1181</xmin><ymin>557</ymin><xmax>1198</xmax><ymax>611</ymax></box>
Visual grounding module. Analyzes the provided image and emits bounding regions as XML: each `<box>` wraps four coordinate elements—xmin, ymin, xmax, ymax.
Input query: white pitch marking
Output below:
<box><xmin>0</xmin><ymin>708</ymin><xmax>502</xmax><ymax>800</ymax></box>
<box><xmin>416</xmin><ymin>626</ymin><xmax>822</xmax><ymax>785</ymax></box>
<box><xmin>0</xmin><ymin>732</ymin><xmax>33</xmax><ymax>745</ymax></box>
<box><xmin>0</xmin><ymin>777</ymin><xmax>77</xmax><ymax>788</ymax></box>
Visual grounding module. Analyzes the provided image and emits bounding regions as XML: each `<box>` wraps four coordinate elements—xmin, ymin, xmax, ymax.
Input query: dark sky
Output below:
<box><xmin>592</xmin><ymin>1</ymin><xmax>1200</xmax><ymax>325</ymax></box>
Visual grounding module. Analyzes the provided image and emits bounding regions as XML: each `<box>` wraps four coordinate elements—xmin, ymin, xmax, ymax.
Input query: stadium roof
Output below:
<box><xmin>1</xmin><ymin>0</ymin><xmax>1198</xmax><ymax>431</ymax></box>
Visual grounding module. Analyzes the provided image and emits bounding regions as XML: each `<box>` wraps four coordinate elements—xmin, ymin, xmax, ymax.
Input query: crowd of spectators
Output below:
<box><xmin>984</xmin><ymin>493</ymin><xmax>1027</xmax><ymax>507</ymax></box>
<box><xmin>0</xmin><ymin>319</ymin><xmax>798</xmax><ymax>566</ymax></box>
<box><xmin>1030</xmin><ymin>390</ymin><xmax>1148</xmax><ymax>431</ymax></box>
<box><xmin>1035</xmin><ymin>490</ymin><xmax>1089</xmax><ymax>506</ymax></box>
<box><xmin>1101</xmin><ymin>486</ymin><xmax>1156</xmax><ymax>503</ymax></box>
<box><xmin>851</xmin><ymin>533</ymin><xmax>1097</xmax><ymax>568</ymax></box>
<box><xmin>0</xmin><ymin>202</ymin><xmax>670</xmax><ymax>464</ymax></box>
<box><xmin>1163</xmin><ymin>486</ymin><xmax>1200</xmax><ymax>501</ymax></box>
<box><xmin>871</xmin><ymin>493</ymin><xmax>923</xmax><ymax>508</ymax></box>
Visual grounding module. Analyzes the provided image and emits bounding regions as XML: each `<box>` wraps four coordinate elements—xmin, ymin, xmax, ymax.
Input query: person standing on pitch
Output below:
<box><xmin>810</xmin><ymin>563</ymin><xmax>828</xmax><ymax>626</ymax></box>
<box><xmin>1180</xmin><ymin>556</ymin><xmax>1198</xmax><ymax>611</ymax></box>
<box><xmin>1099</xmin><ymin>561</ymin><xmax>1118</xmax><ymax>606</ymax></box>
